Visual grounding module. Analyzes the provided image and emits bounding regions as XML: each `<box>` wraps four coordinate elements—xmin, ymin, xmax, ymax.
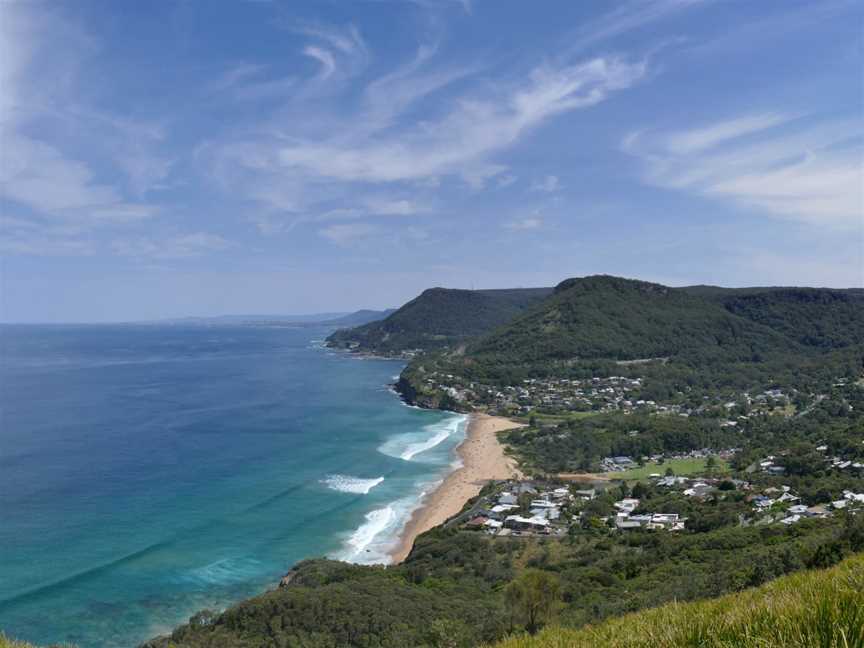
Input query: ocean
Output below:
<box><xmin>0</xmin><ymin>324</ymin><xmax>467</xmax><ymax>647</ymax></box>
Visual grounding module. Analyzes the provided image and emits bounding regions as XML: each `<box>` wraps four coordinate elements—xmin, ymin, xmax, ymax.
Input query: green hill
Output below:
<box><xmin>704</xmin><ymin>288</ymin><xmax>864</xmax><ymax>350</ymax></box>
<box><xmin>491</xmin><ymin>551</ymin><xmax>864</xmax><ymax>648</ymax></box>
<box><xmin>467</xmin><ymin>276</ymin><xmax>797</xmax><ymax>365</ymax></box>
<box><xmin>326</xmin><ymin>287</ymin><xmax>552</xmax><ymax>354</ymax></box>
<box><xmin>408</xmin><ymin>276</ymin><xmax>864</xmax><ymax>390</ymax></box>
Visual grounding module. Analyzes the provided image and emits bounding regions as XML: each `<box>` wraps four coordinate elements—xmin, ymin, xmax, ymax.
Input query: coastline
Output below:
<box><xmin>389</xmin><ymin>413</ymin><xmax>524</xmax><ymax>564</ymax></box>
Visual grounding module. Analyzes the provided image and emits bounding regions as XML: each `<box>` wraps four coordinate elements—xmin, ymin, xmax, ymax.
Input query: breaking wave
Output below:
<box><xmin>322</xmin><ymin>474</ymin><xmax>385</xmax><ymax>494</ymax></box>
<box><xmin>378</xmin><ymin>414</ymin><xmax>467</xmax><ymax>462</ymax></box>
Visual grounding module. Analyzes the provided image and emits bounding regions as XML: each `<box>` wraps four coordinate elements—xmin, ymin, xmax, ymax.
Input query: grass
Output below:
<box><xmin>603</xmin><ymin>456</ymin><xmax>729</xmax><ymax>480</ymax></box>
<box><xmin>0</xmin><ymin>633</ymin><xmax>74</xmax><ymax>648</ymax></box>
<box><xmin>0</xmin><ymin>636</ymin><xmax>42</xmax><ymax>648</ymax></box>
<box><xmin>513</xmin><ymin>411</ymin><xmax>601</xmax><ymax>426</ymax></box>
<box><xmin>492</xmin><ymin>552</ymin><xmax>864</xmax><ymax>648</ymax></box>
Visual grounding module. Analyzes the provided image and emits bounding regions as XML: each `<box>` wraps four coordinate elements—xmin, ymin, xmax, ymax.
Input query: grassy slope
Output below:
<box><xmin>492</xmin><ymin>552</ymin><xmax>864</xmax><ymax>648</ymax></box>
<box><xmin>0</xmin><ymin>638</ymin><xmax>36</xmax><ymax>648</ymax></box>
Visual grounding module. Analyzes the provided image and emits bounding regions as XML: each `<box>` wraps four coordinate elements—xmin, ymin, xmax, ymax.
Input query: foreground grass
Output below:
<box><xmin>0</xmin><ymin>636</ymin><xmax>39</xmax><ymax>648</ymax></box>
<box><xmin>603</xmin><ymin>456</ymin><xmax>729</xmax><ymax>480</ymax></box>
<box><xmin>493</xmin><ymin>552</ymin><xmax>864</xmax><ymax>648</ymax></box>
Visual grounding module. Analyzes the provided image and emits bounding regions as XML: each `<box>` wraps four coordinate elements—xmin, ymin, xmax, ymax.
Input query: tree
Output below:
<box><xmin>706</xmin><ymin>455</ymin><xmax>718</xmax><ymax>475</ymax></box>
<box><xmin>504</xmin><ymin>569</ymin><xmax>562</xmax><ymax>634</ymax></box>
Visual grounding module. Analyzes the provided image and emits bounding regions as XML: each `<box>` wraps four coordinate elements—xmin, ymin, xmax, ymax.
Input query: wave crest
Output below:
<box><xmin>322</xmin><ymin>474</ymin><xmax>385</xmax><ymax>494</ymax></box>
<box><xmin>378</xmin><ymin>414</ymin><xmax>467</xmax><ymax>462</ymax></box>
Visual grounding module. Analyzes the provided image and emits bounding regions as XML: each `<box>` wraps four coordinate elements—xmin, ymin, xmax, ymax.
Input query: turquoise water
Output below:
<box><xmin>0</xmin><ymin>324</ymin><xmax>466</xmax><ymax>647</ymax></box>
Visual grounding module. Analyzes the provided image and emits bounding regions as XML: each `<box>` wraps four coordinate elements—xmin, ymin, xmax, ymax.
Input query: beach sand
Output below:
<box><xmin>389</xmin><ymin>413</ymin><xmax>523</xmax><ymax>564</ymax></box>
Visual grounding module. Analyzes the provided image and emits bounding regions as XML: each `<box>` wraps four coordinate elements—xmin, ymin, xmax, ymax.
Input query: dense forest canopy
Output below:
<box><xmin>326</xmin><ymin>287</ymin><xmax>552</xmax><ymax>353</ymax></box>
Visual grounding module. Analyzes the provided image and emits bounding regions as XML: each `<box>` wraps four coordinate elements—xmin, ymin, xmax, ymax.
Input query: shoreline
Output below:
<box><xmin>388</xmin><ymin>413</ymin><xmax>524</xmax><ymax>564</ymax></box>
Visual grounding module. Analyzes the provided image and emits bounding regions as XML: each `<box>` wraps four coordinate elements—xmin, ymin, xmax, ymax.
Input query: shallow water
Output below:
<box><xmin>0</xmin><ymin>324</ymin><xmax>465</xmax><ymax>647</ymax></box>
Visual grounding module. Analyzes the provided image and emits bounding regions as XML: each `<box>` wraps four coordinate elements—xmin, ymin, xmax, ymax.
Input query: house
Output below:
<box><xmin>504</xmin><ymin>515</ymin><xmax>550</xmax><ymax>531</ymax></box>
<box><xmin>498</xmin><ymin>493</ymin><xmax>518</xmax><ymax>505</ymax></box>
<box><xmin>531</xmin><ymin>507</ymin><xmax>561</xmax><ymax>520</ymax></box>
<box><xmin>843</xmin><ymin>490</ymin><xmax>864</xmax><ymax>504</ymax></box>
<box><xmin>483</xmin><ymin>519</ymin><xmax>503</xmax><ymax>532</ymax></box>
<box><xmin>530</xmin><ymin>499</ymin><xmax>557</xmax><ymax>509</ymax></box>
<box><xmin>551</xmin><ymin>487</ymin><xmax>571</xmax><ymax>501</ymax></box>
<box><xmin>573</xmin><ymin>488</ymin><xmax>596</xmax><ymax>500</ymax></box>
<box><xmin>490</xmin><ymin>504</ymin><xmax>519</xmax><ymax>517</ymax></box>
<box><xmin>614</xmin><ymin>498</ymin><xmax>640</xmax><ymax>513</ymax></box>
<box><xmin>465</xmin><ymin>516</ymin><xmax>488</xmax><ymax>528</ymax></box>
<box><xmin>650</xmin><ymin>513</ymin><xmax>680</xmax><ymax>527</ymax></box>
<box><xmin>787</xmin><ymin>504</ymin><xmax>808</xmax><ymax>515</ymax></box>
<box><xmin>683</xmin><ymin>483</ymin><xmax>713</xmax><ymax>498</ymax></box>
<box><xmin>657</xmin><ymin>475</ymin><xmax>688</xmax><ymax>487</ymax></box>
<box><xmin>628</xmin><ymin>514</ymin><xmax>653</xmax><ymax>525</ymax></box>
<box><xmin>780</xmin><ymin>514</ymin><xmax>801</xmax><ymax>525</ymax></box>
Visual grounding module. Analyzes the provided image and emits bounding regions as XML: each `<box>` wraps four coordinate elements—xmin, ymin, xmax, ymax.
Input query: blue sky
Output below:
<box><xmin>1</xmin><ymin>0</ymin><xmax>862</xmax><ymax>322</ymax></box>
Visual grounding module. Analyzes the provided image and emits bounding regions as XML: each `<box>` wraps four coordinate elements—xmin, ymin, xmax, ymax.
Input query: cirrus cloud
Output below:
<box><xmin>624</xmin><ymin>113</ymin><xmax>864</xmax><ymax>229</ymax></box>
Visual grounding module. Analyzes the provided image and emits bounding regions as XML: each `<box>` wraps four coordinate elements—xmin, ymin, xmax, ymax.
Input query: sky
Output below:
<box><xmin>1</xmin><ymin>0</ymin><xmax>862</xmax><ymax>322</ymax></box>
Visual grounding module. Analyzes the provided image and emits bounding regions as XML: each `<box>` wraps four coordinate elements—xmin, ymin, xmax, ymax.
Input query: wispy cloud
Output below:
<box><xmin>303</xmin><ymin>45</ymin><xmax>337</xmax><ymax>79</ymax></box>
<box><xmin>111</xmin><ymin>232</ymin><xmax>230</xmax><ymax>260</ymax></box>
<box><xmin>505</xmin><ymin>215</ymin><xmax>543</xmax><ymax>230</ymax></box>
<box><xmin>625</xmin><ymin>113</ymin><xmax>864</xmax><ymax>228</ymax></box>
<box><xmin>209</xmin><ymin>56</ymin><xmax>646</xmax><ymax>203</ymax></box>
<box><xmin>318</xmin><ymin>223</ymin><xmax>376</xmax><ymax>246</ymax></box>
<box><xmin>565</xmin><ymin>0</ymin><xmax>710</xmax><ymax>55</ymax></box>
<box><xmin>0</xmin><ymin>3</ymin><xmax>171</xmax><ymax>250</ymax></box>
<box><xmin>531</xmin><ymin>175</ymin><xmax>561</xmax><ymax>193</ymax></box>
<box><xmin>664</xmin><ymin>113</ymin><xmax>789</xmax><ymax>155</ymax></box>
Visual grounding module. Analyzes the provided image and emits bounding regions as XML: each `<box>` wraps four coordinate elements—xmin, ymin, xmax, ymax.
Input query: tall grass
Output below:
<box><xmin>0</xmin><ymin>633</ymin><xmax>71</xmax><ymax>648</ymax></box>
<box><xmin>493</xmin><ymin>552</ymin><xmax>864</xmax><ymax>648</ymax></box>
<box><xmin>0</xmin><ymin>636</ymin><xmax>38</xmax><ymax>648</ymax></box>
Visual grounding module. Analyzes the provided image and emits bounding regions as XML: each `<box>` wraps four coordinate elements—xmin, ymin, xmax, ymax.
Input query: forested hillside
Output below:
<box><xmin>401</xmin><ymin>276</ymin><xmax>864</xmax><ymax>394</ymax></box>
<box><xmin>326</xmin><ymin>287</ymin><xmax>552</xmax><ymax>354</ymax></box>
<box><xmin>467</xmin><ymin>276</ymin><xmax>793</xmax><ymax>363</ymax></box>
<box><xmin>143</xmin><ymin>501</ymin><xmax>864</xmax><ymax>648</ymax></box>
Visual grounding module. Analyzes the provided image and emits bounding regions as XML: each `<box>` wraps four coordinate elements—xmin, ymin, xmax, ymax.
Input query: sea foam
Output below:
<box><xmin>378</xmin><ymin>414</ymin><xmax>467</xmax><ymax>462</ymax></box>
<box><xmin>322</xmin><ymin>474</ymin><xmax>385</xmax><ymax>494</ymax></box>
<box><xmin>335</xmin><ymin>490</ymin><xmax>430</xmax><ymax>565</ymax></box>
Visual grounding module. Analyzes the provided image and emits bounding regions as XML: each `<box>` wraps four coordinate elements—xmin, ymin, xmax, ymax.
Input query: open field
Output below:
<box><xmin>603</xmin><ymin>456</ymin><xmax>729</xmax><ymax>480</ymax></box>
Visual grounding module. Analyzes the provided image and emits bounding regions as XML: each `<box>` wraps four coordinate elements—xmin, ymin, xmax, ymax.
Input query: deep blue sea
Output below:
<box><xmin>0</xmin><ymin>324</ymin><xmax>466</xmax><ymax>647</ymax></box>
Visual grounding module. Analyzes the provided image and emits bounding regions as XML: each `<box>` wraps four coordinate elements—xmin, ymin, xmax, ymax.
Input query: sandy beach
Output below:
<box><xmin>389</xmin><ymin>413</ymin><xmax>523</xmax><ymax>564</ymax></box>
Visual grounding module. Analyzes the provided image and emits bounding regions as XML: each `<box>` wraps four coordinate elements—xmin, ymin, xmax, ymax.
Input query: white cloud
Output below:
<box><xmin>361</xmin><ymin>197</ymin><xmax>428</xmax><ymax>216</ymax></box>
<box><xmin>625</xmin><ymin>113</ymin><xmax>864</xmax><ymax>229</ymax></box>
<box><xmin>664</xmin><ymin>113</ymin><xmax>789</xmax><ymax>155</ymax></box>
<box><xmin>205</xmin><ymin>43</ymin><xmax>646</xmax><ymax>226</ymax></box>
<box><xmin>261</xmin><ymin>57</ymin><xmax>645</xmax><ymax>184</ymax></box>
<box><xmin>565</xmin><ymin>0</ymin><xmax>710</xmax><ymax>56</ymax></box>
<box><xmin>531</xmin><ymin>175</ymin><xmax>561</xmax><ymax>193</ymax></box>
<box><xmin>296</xmin><ymin>23</ymin><xmax>367</xmax><ymax>59</ymax></box>
<box><xmin>505</xmin><ymin>216</ymin><xmax>543</xmax><ymax>230</ymax></box>
<box><xmin>0</xmin><ymin>3</ymin><xmax>171</xmax><ymax>253</ymax></box>
<box><xmin>318</xmin><ymin>223</ymin><xmax>376</xmax><ymax>246</ymax></box>
<box><xmin>111</xmin><ymin>232</ymin><xmax>230</xmax><ymax>259</ymax></box>
<box><xmin>303</xmin><ymin>46</ymin><xmax>336</xmax><ymax>79</ymax></box>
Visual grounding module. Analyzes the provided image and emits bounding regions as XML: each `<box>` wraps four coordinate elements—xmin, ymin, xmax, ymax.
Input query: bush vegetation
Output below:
<box><xmin>491</xmin><ymin>551</ymin><xmax>864</xmax><ymax>648</ymax></box>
